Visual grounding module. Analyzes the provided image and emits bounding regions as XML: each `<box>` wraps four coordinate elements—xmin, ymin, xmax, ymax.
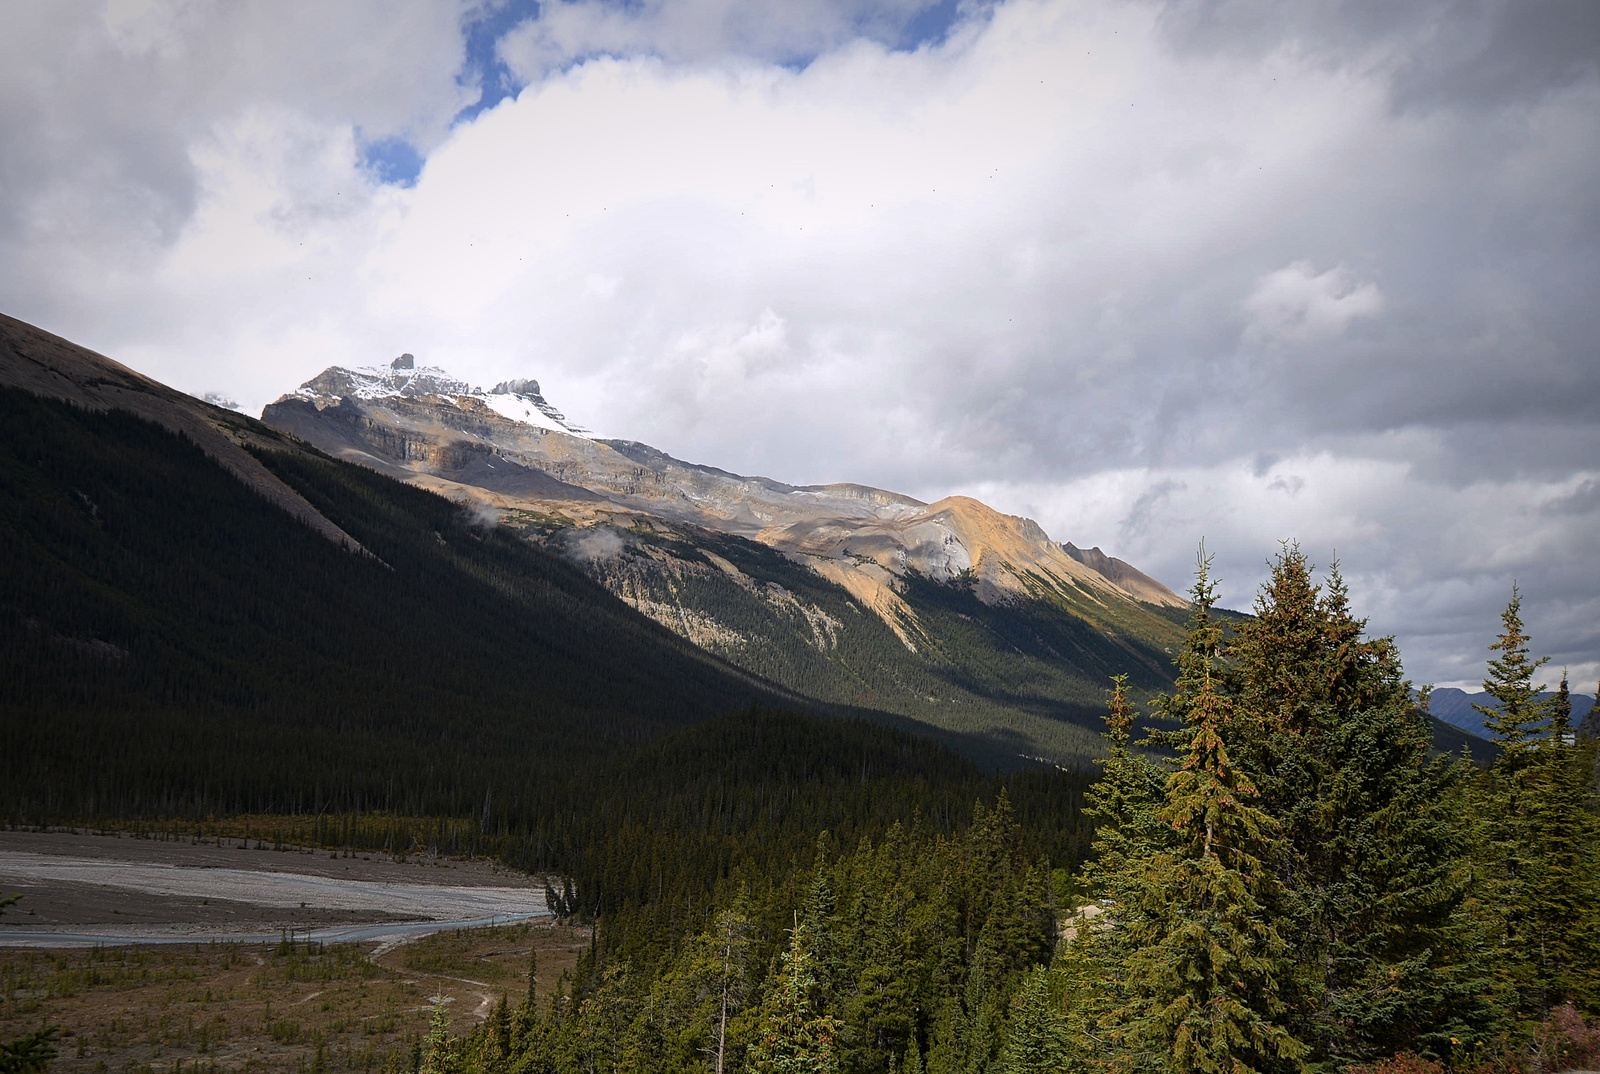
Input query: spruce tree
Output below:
<box><xmin>959</xmin><ymin>941</ymin><xmax>1000</xmax><ymax>1074</ymax></box>
<box><xmin>802</xmin><ymin>833</ymin><xmax>843</xmax><ymax>1002</ymax></box>
<box><xmin>1119</xmin><ymin>552</ymin><xmax>1306</xmax><ymax>1074</ymax></box>
<box><xmin>1523</xmin><ymin>674</ymin><xmax>1600</xmax><ymax>1012</ymax></box>
<box><xmin>1475</xmin><ymin>587</ymin><xmax>1551</xmax><ymax>770</ymax></box>
<box><xmin>1074</xmin><ymin>674</ymin><xmax>1172</xmax><ymax>1048</ymax></box>
<box><xmin>924</xmin><ymin>1004</ymin><xmax>962</xmax><ymax>1074</ymax></box>
<box><xmin>1081</xmin><ymin>675</ymin><xmax>1170</xmax><ymax>893</ymax></box>
<box><xmin>749</xmin><ymin>924</ymin><xmax>843</xmax><ymax>1074</ymax></box>
<box><xmin>1475</xmin><ymin>590</ymin><xmax>1556</xmax><ymax>1022</ymax></box>
<box><xmin>1228</xmin><ymin>548</ymin><xmax>1488</xmax><ymax>1064</ymax></box>
<box><xmin>420</xmin><ymin>995</ymin><xmax>453</xmax><ymax>1074</ymax></box>
<box><xmin>998</xmin><ymin>968</ymin><xmax>1072</xmax><ymax>1074</ymax></box>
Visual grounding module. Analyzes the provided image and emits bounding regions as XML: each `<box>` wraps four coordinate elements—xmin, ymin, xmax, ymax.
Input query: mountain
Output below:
<box><xmin>0</xmin><ymin>313</ymin><xmax>1477</xmax><ymax>783</ymax></box>
<box><xmin>262</xmin><ymin>355</ymin><xmax>1195</xmax><ymax>763</ymax></box>
<box><xmin>266</xmin><ymin>356</ymin><xmax>1185</xmax><ymax>604</ymax></box>
<box><xmin>6</xmin><ymin>312</ymin><xmax>973</xmax><ymax>825</ymax></box>
<box><xmin>1062</xmin><ymin>542</ymin><xmax>1182</xmax><ymax>606</ymax></box>
<box><xmin>1426</xmin><ymin>686</ymin><xmax>1597</xmax><ymax>738</ymax></box>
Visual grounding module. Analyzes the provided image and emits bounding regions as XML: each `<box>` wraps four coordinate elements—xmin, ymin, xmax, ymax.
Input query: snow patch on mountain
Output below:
<box><xmin>289</xmin><ymin>354</ymin><xmax>594</xmax><ymax>438</ymax></box>
<box><xmin>483</xmin><ymin>377</ymin><xmax>593</xmax><ymax>436</ymax></box>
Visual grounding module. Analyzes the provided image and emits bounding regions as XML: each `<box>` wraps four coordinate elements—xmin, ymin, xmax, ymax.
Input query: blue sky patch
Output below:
<box><xmin>895</xmin><ymin>0</ymin><xmax>967</xmax><ymax>51</ymax></box>
<box><xmin>361</xmin><ymin>136</ymin><xmax>426</xmax><ymax>187</ymax></box>
<box><xmin>455</xmin><ymin>0</ymin><xmax>543</xmax><ymax>126</ymax></box>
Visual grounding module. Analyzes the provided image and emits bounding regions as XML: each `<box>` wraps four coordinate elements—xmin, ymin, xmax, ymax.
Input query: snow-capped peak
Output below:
<box><xmin>290</xmin><ymin>355</ymin><xmax>592</xmax><ymax>437</ymax></box>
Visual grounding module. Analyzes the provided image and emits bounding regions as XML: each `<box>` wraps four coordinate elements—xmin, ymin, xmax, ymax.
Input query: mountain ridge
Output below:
<box><xmin>258</xmin><ymin>354</ymin><xmax>1196</xmax><ymax>763</ymax></box>
<box><xmin>264</xmin><ymin>358</ymin><xmax>1186</xmax><ymax>619</ymax></box>
<box><xmin>1426</xmin><ymin>685</ymin><xmax>1596</xmax><ymax>739</ymax></box>
<box><xmin>0</xmin><ymin>312</ymin><xmax>365</xmax><ymax>552</ymax></box>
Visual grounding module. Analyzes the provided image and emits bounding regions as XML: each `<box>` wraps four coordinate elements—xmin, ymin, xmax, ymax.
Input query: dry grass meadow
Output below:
<box><xmin>0</xmin><ymin>922</ymin><xmax>590</xmax><ymax>1074</ymax></box>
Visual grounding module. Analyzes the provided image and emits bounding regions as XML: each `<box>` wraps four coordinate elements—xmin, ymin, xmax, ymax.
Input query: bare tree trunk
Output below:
<box><xmin>716</xmin><ymin>985</ymin><xmax>728</xmax><ymax>1074</ymax></box>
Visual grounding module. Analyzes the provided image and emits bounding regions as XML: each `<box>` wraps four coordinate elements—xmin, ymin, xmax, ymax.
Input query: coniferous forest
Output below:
<box><xmin>3</xmin><ymin>385</ymin><xmax>1599</xmax><ymax>1074</ymax></box>
<box><xmin>417</xmin><ymin>550</ymin><xmax>1600</xmax><ymax>1074</ymax></box>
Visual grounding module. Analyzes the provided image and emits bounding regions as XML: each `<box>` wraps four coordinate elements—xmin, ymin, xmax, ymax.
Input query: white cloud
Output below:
<box><xmin>2</xmin><ymin>0</ymin><xmax>1597</xmax><ymax>687</ymax></box>
<box><xmin>956</xmin><ymin>457</ymin><xmax>1600</xmax><ymax>691</ymax></box>
<box><xmin>1242</xmin><ymin>261</ymin><xmax>1384</xmax><ymax>344</ymax></box>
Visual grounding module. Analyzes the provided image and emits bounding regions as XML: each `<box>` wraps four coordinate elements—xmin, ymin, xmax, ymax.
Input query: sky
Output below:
<box><xmin>3</xmin><ymin>0</ymin><xmax>1597</xmax><ymax>691</ymax></box>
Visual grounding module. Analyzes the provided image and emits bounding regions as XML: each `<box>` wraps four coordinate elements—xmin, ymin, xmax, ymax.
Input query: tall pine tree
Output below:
<box><xmin>998</xmin><ymin>968</ymin><xmax>1072</xmax><ymax>1074</ymax></box>
<box><xmin>1474</xmin><ymin>589</ymin><xmax>1557</xmax><ymax>1024</ymax></box>
<box><xmin>1522</xmin><ymin>674</ymin><xmax>1600</xmax><ymax>1012</ymax></box>
<box><xmin>1071</xmin><ymin>674</ymin><xmax>1173</xmax><ymax>1054</ymax></box>
<box><xmin>749</xmin><ymin>923</ymin><xmax>843</xmax><ymax>1074</ymax></box>
<box><xmin>1117</xmin><ymin>551</ymin><xmax>1306</xmax><ymax>1074</ymax></box>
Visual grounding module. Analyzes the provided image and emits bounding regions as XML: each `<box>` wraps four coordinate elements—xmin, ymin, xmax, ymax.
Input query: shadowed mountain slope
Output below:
<box><xmin>0</xmin><ymin>312</ymin><xmax>362</xmax><ymax>551</ymax></box>
<box><xmin>262</xmin><ymin>357</ymin><xmax>1195</xmax><ymax>762</ymax></box>
<box><xmin>0</xmin><ymin>373</ymin><xmax>851</xmax><ymax>821</ymax></box>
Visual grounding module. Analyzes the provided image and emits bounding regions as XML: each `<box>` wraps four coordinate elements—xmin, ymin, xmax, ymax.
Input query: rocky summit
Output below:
<box><xmin>266</xmin><ymin>359</ymin><xmax>1183</xmax><ymax>612</ymax></box>
<box><xmin>263</xmin><ymin>357</ymin><xmax>1192</xmax><ymax>763</ymax></box>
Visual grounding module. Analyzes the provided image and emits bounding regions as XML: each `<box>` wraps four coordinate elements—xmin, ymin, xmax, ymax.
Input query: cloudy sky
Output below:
<box><xmin>4</xmin><ymin>0</ymin><xmax>1597</xmax><ymax>690</ymax></box>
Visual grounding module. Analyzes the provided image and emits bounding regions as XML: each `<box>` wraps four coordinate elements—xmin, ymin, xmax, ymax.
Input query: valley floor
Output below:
<box><xmin>0</xmin><ymin>921</ymin><xmax>584</xmax><ymax>1074</ymax></box>
<box><xmin>0</xmin><ymin>832</ymin><xmax>571</xmax><ymax>1074</ymax></box>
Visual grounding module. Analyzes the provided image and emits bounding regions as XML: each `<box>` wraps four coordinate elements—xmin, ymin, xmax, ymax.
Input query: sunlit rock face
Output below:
<box><xmin>264</xmin><ymin>359</ymin><xmax>1184</xmax><ymax>639</ymax></box>
<box><xmin>267</xmin><ymin>359</ymin><xmax>1186</xmax><ymax>611</ymax></box>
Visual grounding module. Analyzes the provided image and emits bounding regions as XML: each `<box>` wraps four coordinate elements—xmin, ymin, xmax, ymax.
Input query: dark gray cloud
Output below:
<box><xmin>1156</xmin><ymin>0</ymin><xmax>1600</xmax><ymax>109</ymax></box>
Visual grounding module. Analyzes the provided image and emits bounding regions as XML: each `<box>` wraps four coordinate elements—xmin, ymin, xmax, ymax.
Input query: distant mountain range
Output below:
<box><xmin>1425</xmin><ymin>687</ymin><xmax>1597</xmax><ymax>740</ymax></box>
<box><xmin>262</xmin><ymin>354</ymin><xmax>1197</xmax><ymax>762</ymax></box>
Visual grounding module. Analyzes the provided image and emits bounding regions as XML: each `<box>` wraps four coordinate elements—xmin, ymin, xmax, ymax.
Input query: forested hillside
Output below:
<box><xmin>418</xmin><ymin>551</ymin><xmax>1600</xmax><ymax>1074</ymax></box>
<box><xmin>568</xmin><ymin>527</ymin><xmax>1491</xmax><ymax>767</ymax></box>
<box><xmin>0</xmin><ymin>385</ymin><xmax>808</xmax><ymax>822</ymax></box>
<box><xmin>548</xmin><ymin>520</ymin><xmax>1185</xmax><ymax>763</ymax></box>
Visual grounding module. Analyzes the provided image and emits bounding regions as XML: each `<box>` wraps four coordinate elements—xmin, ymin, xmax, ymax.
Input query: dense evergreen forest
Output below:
<box><xmin>418</xmin><ymin>552</ymin><xmax>1599</xmax><ymax>1074</ymax></box>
